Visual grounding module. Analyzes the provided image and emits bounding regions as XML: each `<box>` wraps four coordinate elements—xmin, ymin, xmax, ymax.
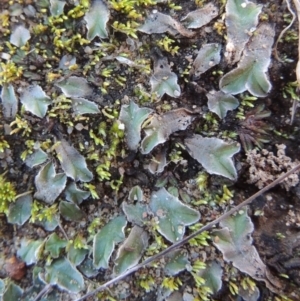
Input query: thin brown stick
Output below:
<box><xmin>274</xmin><ymin>0</ymin><xmax>296</xmax><ymax>62</ymax></box>
<box><xmin>32</xmin><ymin>284</ymin><xmax>53</xmax><ymax>301</ymax></box>
<box><xmin>75</xmin><ymin>163</ymin><xmax>300</xmax><ymax>301</ymax></box>
<box><xmin>291</xmin><ymin>0</ymin><xmax>300</xmax><ymax>124</ymax></box>
<box><xmin>293</xmin><ymin>0</ymin><xmax>300</xmax><ymax>86</ymax></box>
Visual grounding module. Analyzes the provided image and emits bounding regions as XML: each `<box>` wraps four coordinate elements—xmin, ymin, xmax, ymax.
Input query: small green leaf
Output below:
<box><xmin>113</xmin><ymin>226</ymin><xmax>149</xmax><ymax>275</ymax></box>
<box><xmin>164</xmin><ymin>250</ymin><xmax>190</xmax><ymax>276</ymax></box>
<box><xmin>71</xmin><ymin>97</ymin><xmax>100</xmax><ymax>115</ymax></box>
<box><xmin>149</xmin><ymin>188</ymin><xmax>200</xmax><ymax>243</ymax></box>
<box><xmin>220</xmin><ymin>24</ymin><xmax>274</xmax><ymax>97</ymax></box>
<box><xmin>192</xmin><ymin>43</ymin><xmax>221</xmax><ymax>78</ymax></box>
<box><xmin>25</xmin><ymin>148</ymin><xmax>48</xmax><ymax>168</ymax></box>
<box><xmin>64</xmin><ymin>182</ymin><xmax>90</xmax><ymax>205</ymax></box>
<box><xmin>7</xmin><ymin>194</ymin><xmax>32</xmax><ymax>225</ymax></box>
<box><xmin>207</xmin><ymin>90</ymin><xmax>239</xmax><ymax>119</ymax></box>
<box><xmin>150</xmin><ymin>56</ymin><xmax>181</xmax><ymax>99</ymax></box>
<box><xmin>168</xmin><ymin>186</ymin><xmax>178</xmax><ymax>197</ymax></box>
<box><xmin>119</xmin><ymin>101</ymin><xmax>153</xmax><ymax>151</ymax></box>
<box><xmin>185</xmin><ymin>135</ymin><xmax>240</xmax><ymax>180</ymax></box>
<box><xmin>38</xmin><ymin>214</ymin><xmax>59</xmax><ymax>231</ymax></box>
<box><xmin>198</xmin><ymin>261</ymin><xmax>223</xmax><ymax>294</ymax></box>
<box><xmin>45</xmin><ymin>257</ymin><xmax>84</xmax><ymax>293</ymax></box>
<box><xmin>141</xmin><ymin>108</ymin><xmax>195</xmax><ymax>154</ymax></box>
<box><xmin>3</xmin><ymin>282</ymin><xmax>23</xmax><ymax>301</ymax></box>
<box><xmin>122</xmin><ymin>202</ymin><xmax>148</xmax><ymax>227</ymax></box>
<box><xmin>181</xmin><ymin>3</ymin><xmax>219</xmax><ymax>29</ymax></box>
<box><xmin>59</xmin><ymin>201</ymin><xmax>84</xmax><ymax>221</ymax></box>
<box><xmin>1</xmin><ymin>84</ymin><xmax>18</xmax><ymax>119</ymax></box>
<box><xmin>78</xmin><ymin>258</ymin><xmax>99</xmax><ymax>277</ymax></box>
<box><xmin>84</xmin><ymin>0</ymin><xmax>109</xmax><ymax>40</ymax></box>
<box><xmin>17</xmin><ymin>239</ymin><xmax>45</xmax><ymax>265</ymax></box>
<box><xmin>225</xmin><ymin>0</ymin><xmax>262</xmax><ymax>64</ymax></box>
<box><xmin>54</xmin><ymin>139</ymin><xmax>93</xmax><ymax>182</ymax></box>
<box><xmin>128</xmin><ymin>185</ymin><xmax>144</xmax><ymax>202</ymax></box>
<box><xmin>55</xmin><ymin>76</ymin><xmax>93</xmax><ymax>98</ymax></box>
<box><xmin>68</xmin><ymin>244</ymin><xmax>88</xmax><ymax>266</ymax></box>
<box><xmin>93</xmin><ymin>216</ymin><xmax>127</xmax><ymax>269</ymax></box>
<box><xmin>50</xmin><ymin>0</ymin><xmax>66</xmax><ymax>16</ymax></box>
<box><xmin>59</xmin><ymin>54</ymin><xmax>76</xmax><ymax>70</ymax></box>
<box><xmin>20</xmin><ymin>85</ymin><xmax>52</xmax><ymax>118</ymax></box>
<box><xmin>34</xmin><ymin>161</ymin><xmax>67</xmax><ymax>204</ymax></box>
<box><xmin>212</xmin><ymin>209</ymin><xmax>267</xmax><ymax>282</ymax></box>
<box><xmin>22</xmin><ymin>267</ymin><xmax>61</xmax><ymax>301</ymax></box>
<box><xmin>45</xmin><ymin>233</ymin><xmax>67</xmax><ymax>258</ymax></box>
<box><xmin>10</xmin><ymin>25</ymin><xmax>31</xmax><ymax>47</ymax></box>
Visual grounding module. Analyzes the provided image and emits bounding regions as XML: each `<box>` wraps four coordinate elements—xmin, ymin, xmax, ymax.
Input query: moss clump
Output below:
<box><xmin>0</xmin><ymin>173</ymin><xmax>16</xmax><ymax>214</ymax></box>
<box><xmin>30</xmin><ymin>201</ymin><xmax>58</xmax><ymax>223</ymax></box>
<box><xmin>0</xmin><ymin>137</ymin><xmax>9</xmax><ymax>153</ymax></box>
<box><xmin>0</xmin><ymin>61</ymin><xmax>23</xmax><ymax>84</ymax></box>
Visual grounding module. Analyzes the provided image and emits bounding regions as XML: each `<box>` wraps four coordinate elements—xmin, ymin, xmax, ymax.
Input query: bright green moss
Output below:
<box><xmin>0</xmin><ymin>173</ymin><xmax>16</xmax><ymax>214</ymax></box>
<box><xmin>0</xmin><ymin>61</ymin><xmax>23</xmax><ymax>84</ymax></box>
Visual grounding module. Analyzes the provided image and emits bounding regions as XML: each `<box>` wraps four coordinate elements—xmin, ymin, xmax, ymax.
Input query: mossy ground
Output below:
<box><xmin>1</xmin><ymin>0</ymin><xmax>300</xmax><ymax>300</ymax></box>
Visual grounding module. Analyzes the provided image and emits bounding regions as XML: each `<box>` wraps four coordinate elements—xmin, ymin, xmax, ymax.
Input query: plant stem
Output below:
<box><xmin>15</xmin><ymin>190</ymin><xmax>33</xmax><ymax>200</ymax></box>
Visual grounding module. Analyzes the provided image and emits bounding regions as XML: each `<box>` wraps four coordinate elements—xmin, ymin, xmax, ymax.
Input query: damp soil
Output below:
<box><xmin>1</xmin><ymin>0</ymin><xmax>300</xmax><ymax>301</ymax></box>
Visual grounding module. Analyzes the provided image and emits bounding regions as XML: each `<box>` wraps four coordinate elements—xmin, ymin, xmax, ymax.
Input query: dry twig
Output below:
<box><xmin>274</xmin><ymin>0</ymin><xmax>296</xmax><ymax>62</ymax></box>
<box><xmin>293</xmin><ymin>0</ymin><xmax>300</xmax><ymax>86</ymax></box>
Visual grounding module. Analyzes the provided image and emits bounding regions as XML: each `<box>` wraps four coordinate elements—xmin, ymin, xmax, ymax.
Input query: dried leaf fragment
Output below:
<box><xmin>4</xmin><ymin>256</ymin><xmax>26</xmax><ymax>281</ymax></box>
<box><xmin>192</xmin><ymin>43</ymin><xmax>221</xmax><ymax>78</ymax></box>
<box><xmin>182</xmin><ymin>3</ymin><xmax>219</xmax><ymax>29</ymax></box>
<box><xmin>225</xmin><ymin>0</ymin><xmax>262</xmax><ymax>64</ymax></box>
<box><xmin>141</xmin><ymin>108</ymin><xmax>196</xmax><ymax>154</ymax></box>
<box><xmin>220</xmin><ymin>23</ymin><xmax>275</xmax><ymax>97</ymax></box>
<box><xmin>54</xmin><ymin>139</ymin><xmax>93</xmax><ymax>182</ymax></box>
<box><xmin>113</xmin><ymin>226</ymin><xmax>149</xmax><ymax>275</ymax></box>
<box><xmin>139</xmin><ymin>11</ymin><xmax>195</xmax><ymax>37</ymax></box>
<box><xmin>34</xmin><ymin>161</ymin><xmax>67</xmax><ymax>204</ymax></box>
